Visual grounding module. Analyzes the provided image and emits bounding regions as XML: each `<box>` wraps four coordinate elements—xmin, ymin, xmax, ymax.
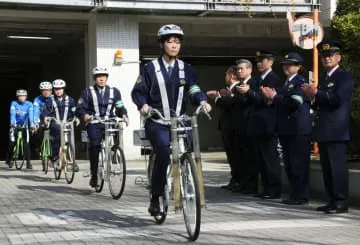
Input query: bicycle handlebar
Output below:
<box><xmin>146</xmin><ymin>104</ymin><xmax>211</xmax><ymax>122</ymax></box>
<box><xmin>89</xmin><ymin>116</ymin><xmax>125</xmax><ymax>124</ymax></box>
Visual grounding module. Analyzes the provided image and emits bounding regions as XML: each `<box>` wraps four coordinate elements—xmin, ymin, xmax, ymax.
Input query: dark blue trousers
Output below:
<box><xmin>318</xmin><ymin>142</ymin><xmax>348</xmax><ymax>206</ymax></box>
<box><xmin>145</xmin><ymin>120</ymin><xmax>171</xmax><ymax>196</ymax></box>
<box><xmin>280</xmin><ymin>135</ymin><xmax>310</xmax><ymax>199</ymax></box>
<box><xmin>253</xmin><ymin>136</ymin><xmax>281</xmax><ymax>194</ymax></box>
<box><xmin>50</xmin><ymin>124</ymin><xmax>60</xmax><ymax>159</ymax></box>
<box><xmin>86</xmin><ymin>123</ymin><xmax>105</xmax><ymax>176</ymax></box>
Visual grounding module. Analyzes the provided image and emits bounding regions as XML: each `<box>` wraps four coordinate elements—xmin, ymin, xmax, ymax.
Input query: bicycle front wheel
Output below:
<box><xmin>64</xmin><ymin>144</ymin><xmax>75</xmax><ymax>184</ymax></box>
<box><xmin>54</xmin><ymin>148</ymin><xmax>62</xmax><ymax>180</ymax></box>
<box><xmin>108</xmin><ymin>147</ymin><xmax>126</xmax><ymax>199</ymax></box>
<box><xmin>95</xmin><ymin>150</ymin><xmax>105</xmax><ymax>193</ymax></box>
<box><xmin>180</xmin><ymin>152</ymin><xmax>201</xmax><ymax>241</ymax></box>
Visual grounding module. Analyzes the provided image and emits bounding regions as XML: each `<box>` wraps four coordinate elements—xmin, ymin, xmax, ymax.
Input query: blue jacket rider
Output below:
<box><xmin>6</xmin><ymin>89</ymin><xmax>34</xmax><ymax>169</ymax></box>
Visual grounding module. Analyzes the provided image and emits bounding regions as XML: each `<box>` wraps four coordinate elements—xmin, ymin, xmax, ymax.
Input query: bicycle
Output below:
<box><xmin>145</xmin><ymin>105</ymin><xmax>211</xmax><ymax>241</ymax></box>
<box><xmin>9</xmin><ymin>126</ymin><xmax>29</xmax><ymax>170</ymax></box>
<box><xmin>89</xmin><ymin>116</ymin><xmax>126</xmax><ymax>200</ymax></box>
<box><xmin>47</xmin><ymin>117</ymin><xmax>77</xmax><ymax>184</ymax></box>
<box><xmin>39</xmin><ymin>126</ymin><xmax>52</xmax><ymax>174</ymax></box>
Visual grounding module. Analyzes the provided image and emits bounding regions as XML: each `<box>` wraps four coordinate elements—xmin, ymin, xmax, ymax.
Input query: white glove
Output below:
<box><xmin>123</xmin><ymin>115</ymin><xmax>129</xmax><ymax>127</ymax></box>
<box><xmin>74</xmin><ymin>118</ymin><xmax>80</xmax><ymax>127</ymax></box>
<box><xmin>44</xmin><ymin>117</ymin><xmax>51</xmax><ymax>127</ymax></box>
<box><xmin>200</xmin><ymin>101</ymin><xmax>212</xmax><ymax>113</ymax></box>
<box><xmin>140</xmin><ymin>104</ymin><xmax>150</xmax><ymax>116</ymax></box>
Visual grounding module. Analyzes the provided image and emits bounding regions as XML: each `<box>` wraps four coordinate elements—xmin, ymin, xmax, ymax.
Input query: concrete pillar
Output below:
<box><xmin>88</xmin><ymin>14</ymin><xmax>141</xmax><ymax>159</ymax></box>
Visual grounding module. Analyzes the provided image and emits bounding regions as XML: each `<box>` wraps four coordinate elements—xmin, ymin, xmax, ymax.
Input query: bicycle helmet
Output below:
<box><xmin>52</xmin><ymin>79</ymin><xmax>66</xmax><ymax>88</ymax></box>
<box><xmin>16</xmin><ymin>89</ymin><xmax>27</xmax><ymax>96</ymax></box>
<box><xmin>39</xmin><ymin>81</ymin><xmax>52</xmax><ymax>90</ymax></box>
<box><xmin>92</xmin><ymin>67</ymin><xmax>109</xmax><ymax>76</ymax></box>
<box><xmin>157</xmin><ymin>24</ymin><xmax>184</xmax><ymax>41</ymax></box>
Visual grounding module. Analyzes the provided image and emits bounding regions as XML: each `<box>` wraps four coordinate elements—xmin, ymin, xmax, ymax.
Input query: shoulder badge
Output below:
<box><xmin>180</xmin><ymin>79</ymin><xmax>186</xmax><ymax>85</ymax></box>
<box><xmin>327</xmin><ymin>82</ymin><xmax>334</xmax><ymax>88</ymax></box>
<box><xmin>288</xmin><ymin>84</ymin><xmax>294</xmax><ymax>89</ymax></box>
<box><xmin>136</xmin><ymin>75</ymin><xmax>143</xmax><ymax>84</ymax></box>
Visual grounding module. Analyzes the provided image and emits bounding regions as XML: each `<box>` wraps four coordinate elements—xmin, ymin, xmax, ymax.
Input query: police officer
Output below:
<box><xmin>249</xmin><ymin>51</ymin><xmax>282</xmax><ymax>199</ymax></box>
<box><xmin>261</xmin><ymin>52</ymin><xmax>311</xmax><ymax>205</ymax></box>
<box><xmin>131</xmin><ymin>24</ymin><xmax>212</xmax><ymax>215</ymax></box>
<box><xmin>42</xmin><ymin>79</ymin><xmax>79</xmax><ymax>170</ymax></box>
<box><xmin>76</xmin><ymin>67</ymin><xmax>129</xmax><ymax>188</ymax></box>
<box><xmin>302</xmin><ymin>41</ymin><xmax>353</xmax><ymax>214</ymax></box>
<box><xmin>233</xmin><ymin>59</ymin><xmax>258</xmax><ymax>194</ymax></box>
<box><xmin>207</xmin><ymin>65</ymin><xmax>240</xmax><ymax>190</ymax></box>
<box><xmin>6</xmin><ymin>89</ymin><xmax>35</xmax><ymax>169</ymax></box>
<box><xmin>33</xmin><ymin>81</ymin><xmax>53</xmax><ymax>171</ymax></box>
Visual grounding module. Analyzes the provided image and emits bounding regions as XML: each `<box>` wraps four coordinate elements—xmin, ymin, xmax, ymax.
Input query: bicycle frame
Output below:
<box><xmin>41</xmin><ymin>129</ymin><xmax>52</xmax><ymax>160</ymax></box>
<box><xmin>48</xmin><ymin>117</ymin><xmax>76</xmax><ymax>168</ymax></box>
<box><xmin>13</xmin><ymin>129</ymin><xmax>24</xmax><ymax>159</ymax></box>
<box><xmin>148</xmin><ymin>106</ymin><xmax>210</xmax><ymax>210</ymax></box>
<box><xmin>92</xmin><ymin>117</ymin><xmax>124</xmax><ymax>181</ymax></box>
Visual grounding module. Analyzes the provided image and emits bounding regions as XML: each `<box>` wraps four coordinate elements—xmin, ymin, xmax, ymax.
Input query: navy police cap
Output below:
<box><xmin>317</xmin><ymin>40</ymin><xmax>342</xmax><ymax>55</ymax></box>
<box><xmin>280</xmin><ymin>52</ymin><xmax>304</xmax><ymax>65</ymax></box>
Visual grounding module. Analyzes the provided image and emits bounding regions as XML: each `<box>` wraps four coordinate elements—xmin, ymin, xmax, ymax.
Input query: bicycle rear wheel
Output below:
<box><xmin>95</xmin><ymin>150</ymin><xmax>105</xmax><ymax>193</ymax></box>
<box><xmin>54</xmin><ymin>148</ymin><xmax>62</xmax><ymax>180</ymax></box>
<box><xmin>153</xmin><ymin>185</ymin><xmax>169</xmax><ymax>224</ymax></box>
<box><xmin>108</xmin><ymin>147</ymin><xmax>126</xmax><ymax>199</ymax></box>
<box><xmin>147</xmin><ymin>153</ymin><xmax>155</xmax><ymax>187</ymax></box>
<box><xmin>180</xmin><ymin>152</ymin><xmax>201</xmax><ymax>241</ymax></box>
<box><xmin>64</xmin><ymin>144</ymin><xmax>75</xmax><ymax>184</ymax></box>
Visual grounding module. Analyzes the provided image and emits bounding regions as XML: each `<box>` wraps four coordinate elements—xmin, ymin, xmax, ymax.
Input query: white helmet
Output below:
<box><xmin>92</xmin><ymin>67</ymin><xmax>109</xmax><ymax>76</ymax></box>
<box><xmin>16</xmin><ymin>89</ymin><xmax>27</xmax><ymax>96</ymax></box>
<box><xmin>157</xmin><ymin>24</ymin><xmax>184</xmax><ymax>40</ymax></box>
<box><xmin>39</xmin><ymin>81</ymin><xmax>52</xmax><ymax>90</ymax></box>
<box><xmin>52</xmin><ymin>79</ymin><xmax>66</xmax><ymax>88</ymax></box>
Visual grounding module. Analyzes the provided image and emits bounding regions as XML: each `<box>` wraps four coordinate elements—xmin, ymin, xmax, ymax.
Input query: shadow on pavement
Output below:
<box><xmin>32</xmin><ymin>207</ymin><xmax>154</xmax><ymax>229</ymax></box>
<box><xmin>17</xmin><ymin>184</ymin><xmax>93</xmax><ymax>196</ymax></box>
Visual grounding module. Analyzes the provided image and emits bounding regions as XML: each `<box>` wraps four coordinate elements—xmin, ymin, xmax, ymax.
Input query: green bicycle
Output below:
<box><xmin>40</xmin><ymin>127</ymin><xmax>52</xmax><ymax>174</ymax></box>
<box><xmin>10</xmin><ymin>126</ymin><xmax>28</xmax><ymax>170</ymax></box>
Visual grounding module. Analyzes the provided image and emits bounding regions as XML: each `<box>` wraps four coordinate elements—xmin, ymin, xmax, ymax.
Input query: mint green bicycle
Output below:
<box><xmin>40</xmin><ymin>127</ymin><xmax>52</xmax><ymax>174</ymax></box>
<box><xmin>10</xmin><ymin>126</ymin><xmax>28</xmax><ymax>170</ymax></box>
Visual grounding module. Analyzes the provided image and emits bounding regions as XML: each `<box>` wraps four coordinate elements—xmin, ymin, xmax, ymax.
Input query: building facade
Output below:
<box><xmin>0</xmin><ymin>0</ymin><xmax>326</xmax><ymax>159</ymax></box>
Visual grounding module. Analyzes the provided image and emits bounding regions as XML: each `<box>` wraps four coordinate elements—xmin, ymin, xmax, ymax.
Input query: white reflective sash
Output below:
<box><xmin>152</xmin><ymin>59</ymin><xmax>171</xmax><ymax>120</ymax></box>
<box><xmin>89</xmin><ymin>86</ymin><xmax>100</xmax><ymax>117</ymax></box>
<box><xmin>63</xmin><ymin>96</ymin><xmax>69</xmax><ymax>123</ymax></box>
<box><xmin>176</xmin><ymin>60</ymin><xmax>185</xmax><ymax>116</ymax></box>
<box><xmin>105</xmin><ymin>87</ymin><xmax>114</xmax><ymax>118</ymax></box>
<box><xmin>52</xmin><ymin>97</ymin><xmax>60</xmax><ymax>121</ymax></box>
<box><xmin>52</xmin><ymin>96</ymin><xmax>69</xmax><ymax>122</ymax></box>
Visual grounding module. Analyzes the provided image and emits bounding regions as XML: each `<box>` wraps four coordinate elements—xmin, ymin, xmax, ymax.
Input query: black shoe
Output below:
<box><xmin>282</xmin><ymin>198</ymin><xmax>308</xmax><ymax>205</ymax></box>
<box><xmin>324</xmin><ymin>205</ymin><xmax>348</xmax><ymax>214</ymax></box>
<box><xmin>26</xmin><ymin>162</ymin><xmax>33</xmax><ymax>169</ymax></box>
<box><xmin>317</xmin><ymin>203</ymin><xmax>335</xmax><ymax>212</ymax></box>
<box><xmin>148</xmin><ymin>196</ymin><xmax>160</xmax><ymax>216</ymax></box>
<box><xmin>261</xmin><ymin>193</ymin><xmax>281</xmax><ymax>199</ymax></box>
<box><xmin>89</xmin><ymin>176</ymin><xmax>97</xmax><ymax>188</ymax></box>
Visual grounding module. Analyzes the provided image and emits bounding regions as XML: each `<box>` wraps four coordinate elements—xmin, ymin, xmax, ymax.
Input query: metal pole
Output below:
<box><xmin>312</xmin><ymin>5</ymin><xmax>319</xmax><ymax>87</ymax></box>
<box><xmin>312</xmin><ymin>4</ymin><xmax>320</xmax><ymax>157</ymax></box>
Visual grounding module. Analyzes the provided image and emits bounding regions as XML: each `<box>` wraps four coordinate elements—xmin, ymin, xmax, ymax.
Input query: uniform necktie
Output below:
<box><xmin>167</xmin><ymin>66</ymin><xmax>173</xmax><ymax>77</ymax></box>
<box><xmin>100</xmin><ymin>88</ymin><xmax>104</xmax><ymax>99</ymax></box>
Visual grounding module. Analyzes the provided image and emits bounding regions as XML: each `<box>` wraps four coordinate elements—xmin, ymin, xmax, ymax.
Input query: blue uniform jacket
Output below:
<box><xmin>10</xmin><ymin>100</ymin><xmax>34</xmax><ymax>128</ymax></box>
<box><xmin>76</xmin><ymin>85</ymin><xmax>127</xmax><ymax>119</ymax></box>
<box><xmin>312</xmin><ymin>67</ymin><xmax>354</xmax><ymax>142</ymax></box>
<box><xmin>247</xmin><ymin>71</ymin><xmax>282</xmax><ymax>136</ymax></box>
<box><xmin>131</xmin><ymin>58</ymin><xmax>206</xmax><ymax>116</ymax></box>
<box><xmin>33</xmin><ymin>95</ymin><xmax>53</xmax><ymax>124</ymax></box>
<box><xmin>273</xmin><ymin>74</ymin><xmax>311</xmax><ymax>135</ymax></box>
<box><xmin>42</xmin><ymin>95</ymin><xmax>77</xmax><ymax>121</ymax></box>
